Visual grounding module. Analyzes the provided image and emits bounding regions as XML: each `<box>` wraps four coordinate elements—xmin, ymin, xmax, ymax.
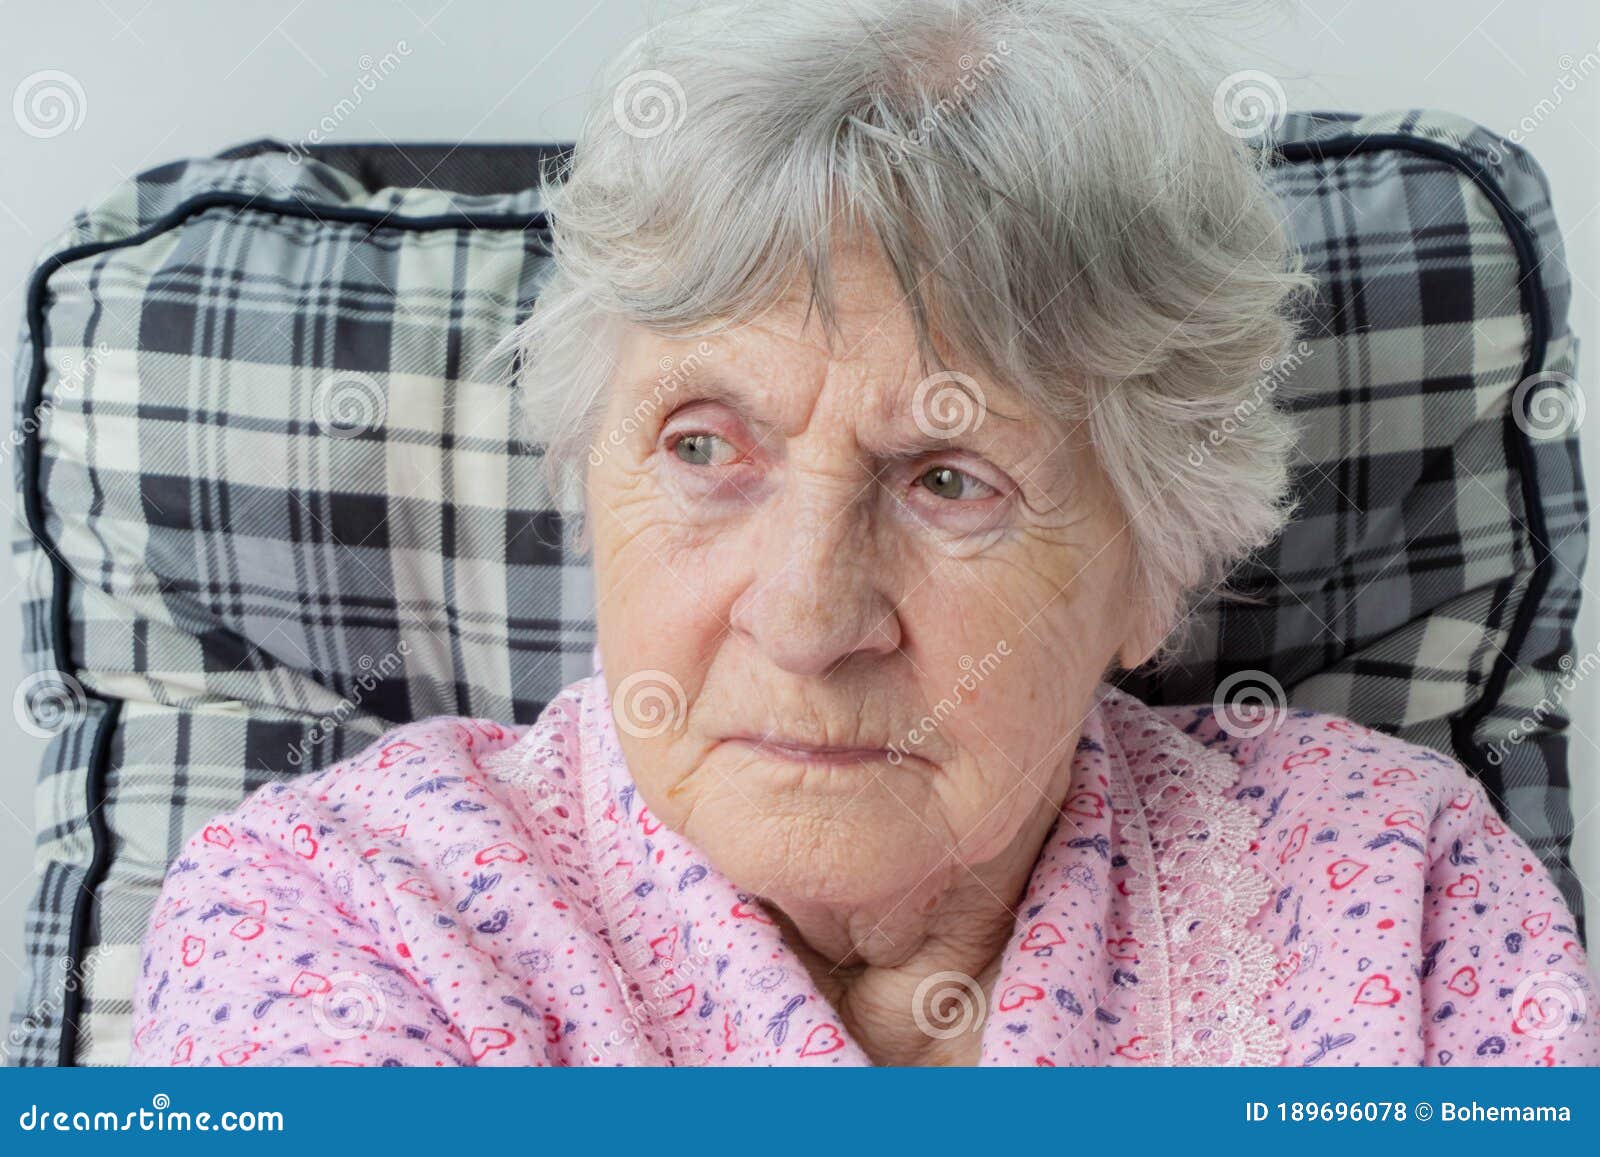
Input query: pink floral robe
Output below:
<box><xmin>128</xmin><ymin>673</ymin><xmax>1599</xmax><ymax>1066</ymax></box>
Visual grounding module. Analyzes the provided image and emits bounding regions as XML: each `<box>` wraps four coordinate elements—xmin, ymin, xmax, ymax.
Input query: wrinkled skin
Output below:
<box><xmin>586</xmin><ymin>237</ymin><xmax>1155</xmax><ymax>1064</ymax></box>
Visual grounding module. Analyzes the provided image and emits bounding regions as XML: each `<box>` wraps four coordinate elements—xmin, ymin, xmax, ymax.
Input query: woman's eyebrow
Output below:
<box><xmin>874</xmin><ymin>381</ymin><xmax>1030</xmax><ymax>452</ymax></box>
<box><xmin>627</xmin><ymin>364</ymin><xmax>760</xmax><ymax>419</ymax></box>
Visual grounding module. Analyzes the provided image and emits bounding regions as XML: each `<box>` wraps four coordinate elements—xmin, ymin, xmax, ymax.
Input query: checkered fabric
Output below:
<box><xmin>6</xmin><ymin>109</ymin><xmax>1588</xmax><ymax>1066</ymax></box>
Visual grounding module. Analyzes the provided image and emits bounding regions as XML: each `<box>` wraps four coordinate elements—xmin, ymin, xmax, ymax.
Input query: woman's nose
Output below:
<box><xmin>727</xmin><ymin>503</ymin><xmax>902</xmax><ymax>678</ymax></box>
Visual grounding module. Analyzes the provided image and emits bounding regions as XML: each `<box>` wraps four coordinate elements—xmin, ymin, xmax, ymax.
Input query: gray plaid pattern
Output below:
<box><xmin>5</xmin><ymin>108</ymin><xmax>1588</xmax><ymax>1065</ymax></box>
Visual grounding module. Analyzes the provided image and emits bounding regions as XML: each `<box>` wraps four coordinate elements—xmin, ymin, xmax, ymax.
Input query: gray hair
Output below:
<box><xmin>502</xmin><ymin>0</ymin><xmax>1313</xmax><ymax>669</ymax></box>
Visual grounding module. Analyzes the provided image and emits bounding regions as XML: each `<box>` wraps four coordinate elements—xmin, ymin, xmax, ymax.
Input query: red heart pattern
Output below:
<box><xmin>1326</xmin><ymin>858</ymin><xmax>1368</xmax><ymax>890</ymax></box>
<box><xmin>468</xmin><ymin>1027</ymin><xmax>516</xmax><ymax>1061</ymax></box>
<box><xmin>475</xmin><ymin>842</ymin><xmax>528</xmax><ymax>865</ymax></box>
<box><xmin>1021</xmin><ymin>922</ymin><xmax>1064</xmax><ymax>952</ymax></box>
<box><xmin>997</xmin><ymin>982</ymin><xmax>1045</xmax><ymax>1012</ymax></box>
<box><xmin>1353</xmin><ymin>974</ymin><xmax>1402</xmax><ymax>1007</ymax></box>
<box><xmin>799</xmin><ymin>1023</ymin><xmax>845</xmax><ymax>1057</ymax></box>
<box><xmin>1445</xmin><ymin>966</ymin><xmax>1479</xmax><ymax>997</ymax></box>
<box><xmin>1281</xmin><ymin>747</ymin><xmax>1331</xmax><ymax>771</ymax></box>
<box><xmin>376</xmin><ymin>741</ymin><xmax>422</xmax><ymax>768</ymax></box>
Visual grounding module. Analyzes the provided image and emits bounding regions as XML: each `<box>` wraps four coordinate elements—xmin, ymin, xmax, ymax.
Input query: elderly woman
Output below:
<box><xmin>131</xmin><ymin>0</ymin><xmax>1596</xmax><ymax>1067</ymax></box>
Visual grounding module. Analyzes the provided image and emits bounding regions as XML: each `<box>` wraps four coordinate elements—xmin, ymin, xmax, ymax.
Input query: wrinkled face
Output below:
<box><xmin>586</xmin><ymin>241</ymin><xmax>1148</xmax><ymax>911</ymax></box>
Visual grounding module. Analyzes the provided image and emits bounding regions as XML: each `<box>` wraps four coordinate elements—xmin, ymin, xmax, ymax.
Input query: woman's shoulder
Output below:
<box><xmin>1142</xmin><ymin>697</ymin><xmax>1491</xmax><ymax>826</ymax></box>
<box><xmin>163</xmin><ymin>677</ymin><xmax>603</xmax><ymax>898</ymax></box>
<box><xmin>1137</xmin><ymin>695</ymin><xmax>1518</xmax><ymax>885</ymax></box>
<box><xmin>131</xmin><ymin>678</ymin><xmax>610</xmax><ymax>1066</ymax></box>
<box><xmin>1137</xmin><ymin>698</ymin><xmax>1599</xmax><ymax>1066</ymax></box>
<box><xmin>260</xmin><ymin>679</ymin><xmax>593</xmax><ymax>818</ymax></box>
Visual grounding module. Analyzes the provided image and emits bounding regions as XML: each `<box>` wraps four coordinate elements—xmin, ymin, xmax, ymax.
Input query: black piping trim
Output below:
<box><xmin>55</xmin><ymin>696</ymin><xmax>121</xmax><ymax>1067</ymax></box>
<box><xmin>21</xmin><ymin>190</ymin><xmax>549</xmax><ymax>1065</ymax></box>
<box><xmin>1268</xmin><ymin>133</ymin><xmax>1557</xmax><ymax>807</ymax></box>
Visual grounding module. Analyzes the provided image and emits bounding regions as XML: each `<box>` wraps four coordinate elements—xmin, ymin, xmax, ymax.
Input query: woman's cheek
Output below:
<box><xmin>590</xmin><ymin>470</ymin><xmax>729</xmax><ymax>578</ymax></box>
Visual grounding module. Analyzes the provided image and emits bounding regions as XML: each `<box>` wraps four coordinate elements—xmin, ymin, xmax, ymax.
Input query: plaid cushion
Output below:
<box><xmin>6</xmin><ymin>108</ymin><xmax>1587</xmax><ymax>1066</ymax></box>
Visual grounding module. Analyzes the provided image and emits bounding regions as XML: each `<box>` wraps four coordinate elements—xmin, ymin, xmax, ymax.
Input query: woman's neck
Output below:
<box><xmin>761</xmin><ymin>775</ymin><xmax>1070</xmax><ymax>1066</ymax></box>
<box><xmin>771</xmin><ymin>902</ymin><xmax>1013</xmax><ymax>1065</ymax></box>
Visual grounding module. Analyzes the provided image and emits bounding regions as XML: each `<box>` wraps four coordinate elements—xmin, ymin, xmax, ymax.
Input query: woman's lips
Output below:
<box><xmin>722</xmin><ymin>735</ymin><xmax>899</xmax><ymax>766</ymax></box>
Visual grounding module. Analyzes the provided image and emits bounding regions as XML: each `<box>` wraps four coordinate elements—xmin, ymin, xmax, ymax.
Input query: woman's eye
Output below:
<box><xmin>673</xmin><ymin>433</ymin><xmax>734</xmax><ymax>466</ymax></box>
<box><xmin>917</xmin><ymin>465</ymin><xmax>995</xmax><ymax>501</ymax></box>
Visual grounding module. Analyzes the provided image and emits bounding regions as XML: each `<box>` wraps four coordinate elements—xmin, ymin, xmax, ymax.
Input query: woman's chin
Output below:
<box><xmin>698</xmin><ymin>811</ymin><xmax>945</xmax><ymax>910</ymax></box>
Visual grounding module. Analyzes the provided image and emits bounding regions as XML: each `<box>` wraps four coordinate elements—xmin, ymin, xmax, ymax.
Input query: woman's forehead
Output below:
<box><xmin>620</xmin><ymin>321</ymin><xmax>998</xmax><ymax>426</ymax></box>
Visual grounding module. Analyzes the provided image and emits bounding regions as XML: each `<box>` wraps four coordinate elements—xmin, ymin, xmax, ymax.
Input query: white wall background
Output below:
<box><xmin>0</xmin><ymin>0</ymin><xmax>1597</xmax><ymax>1018</ymax></box>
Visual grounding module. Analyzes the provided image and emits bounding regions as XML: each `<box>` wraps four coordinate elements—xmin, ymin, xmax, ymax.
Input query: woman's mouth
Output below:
<box><xmin>721</xmin><ymin>735</ymin><xmax>900</xmax><ymax>767</ymax></box>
